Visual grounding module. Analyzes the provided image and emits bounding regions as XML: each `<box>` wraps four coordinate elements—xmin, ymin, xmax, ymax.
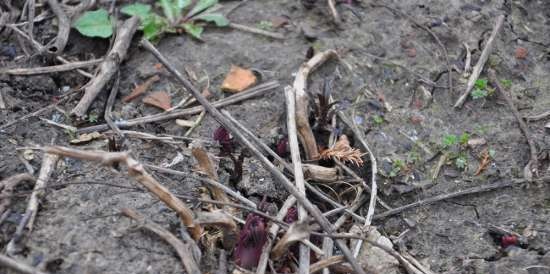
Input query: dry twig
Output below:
<box><xmin>229</xmin><ymin>22</ymin><xmax>285</xmax><ymax>40</ymax></box>
<box><xmin>454</xmin><ymin>15</ymin><xmax>505</xmax><ymax>108</ymax></box>
<box><xmin>375</xmin><ymin>176</ymin><xmax>550</xmax><ymax>220</ymax></box>
<box><xmin>121</xmin><ymin>208</ymin><xmax>201</xmax><ymax>274</ymax></box>
<box><xmin>0</xmin><ymin>58</ymin><xmax>102</xmax><ymax>75</ymax></box>
<box><xmin>43</xmin><ymin>146</ymin><xmax>202</xmax><ymax>239</ymax></box>
<box><xmin>24</xmin><ymin>153</ymin><xmax>59</xmax><ymax>232</ymax></box>
<box><xmin>488</xmin><ymin>69</ymin><xmax>538</xmax><ymax>178</ymax></box>
<box><xmin>46</xmin><ymin>0</ymin><xmax>70</xmax><ymax>54</ymax></box>
<box><xmin>71</xmin><ymin>16</ymin><xmax>140</xmax><ymax>117</ymax></box>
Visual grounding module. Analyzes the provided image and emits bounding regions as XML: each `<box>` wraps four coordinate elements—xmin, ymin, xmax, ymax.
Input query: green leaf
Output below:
<box><xmin>455</xmin><ymin>155</ymin><xmax>467</xmax><ymax>169</ymax></box>
<box><xmin>471</xmin><ymin>88</ymin><xmax>488</xmax><ymax>99</ymax></box>
<box><xmin>475</xmin><ymin>78</ymin><xmax>488</xmax><ymax>90</ymax></box>
<box><xmin>73</xmin><ymin>9</ymin><xmax>113</xmax><ymax>38</ymax></box>
<box><xmin>459</xmin><ymin>132</ymin><xmax>470</xmax><ymax>145</ymax></box>
<box><xmin>188</xmin><ymin>0</ymin><xmax>218</xmax><ymax>17</ymax></box>
<box><xmin>194</xmin><ymin>13</ymin><xmax>229</xmax><ymax>26</ymax></box>
<box><xmin>176</xmin><ymin>0</ymin><xmax>192</xmax><ymax>10</ymax></box>
<box><xmin>442</xmin><ymin>134</ymin><xmax>458</xmax><ymax>148</ymax></box>
<box><xmin>121</xmin><ymin>3</ymin><xmax>152</xmax><ymax>19</ymax></box>
<box><xmin>182</xmin><ymin>23</ymin><xmax>203</xmax><ymax>39</ymax></box>
<box><xmin>142</xmin><ymin>16</ymin><xmax>169</xmax><ymax>40</ymax></box>
<box><xmin>159</xmin><ymin>0</ymin><xmax>177</xmax><ymax>23</ymax></box>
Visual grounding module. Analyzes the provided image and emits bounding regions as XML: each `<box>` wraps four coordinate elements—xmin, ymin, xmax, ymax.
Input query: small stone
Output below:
<box><xmin>515</xmin><ymin>47</ymin><xmax>528</xmax><ymax>59</ymax></box>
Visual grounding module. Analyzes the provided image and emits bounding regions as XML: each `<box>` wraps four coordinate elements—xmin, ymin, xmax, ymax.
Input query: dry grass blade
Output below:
<box><xmin>270</xmin><ymin>221</ymin><xmax>311</xmax><ymax>260</ymax></box>
<box><xmin>320</xmin><ymin>135</ymin><xmax>364</xmax><ymax>166</ymax></box>
<box><xmin>43</xmin><ymin>146</ymin><xmax>202</xmax><ymax>240</ymax></box>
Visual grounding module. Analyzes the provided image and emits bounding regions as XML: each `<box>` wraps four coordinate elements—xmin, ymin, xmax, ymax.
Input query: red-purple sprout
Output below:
<box><xmin>276</xmin><ymin>137</ymin><xmax>289</xmax><ymax>158</ymax></box>
<box><xmin>284</xmin><ymin>206</ymin><xmax>298</xmax><ymax>224</ymax></box>
<box><xmin>233</xmin><ymin>213</ymin><xmax>268</xmax><ymax>269</ymax></box>
<box><xmin>213</xmin><ymin>126</ymin><xmax>233</xmax><ymax>154</ymax></box>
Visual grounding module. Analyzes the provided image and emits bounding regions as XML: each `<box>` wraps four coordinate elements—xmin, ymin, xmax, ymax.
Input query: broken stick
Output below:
<box><xmin>454</xmin><ymin>15</ymin><xmax>505</xmax><ymax>108</ymax></box>
<box><xmin>71</xmin><ymin>16</ymin><xmax>140</xmax><ymax>118</ymax></box>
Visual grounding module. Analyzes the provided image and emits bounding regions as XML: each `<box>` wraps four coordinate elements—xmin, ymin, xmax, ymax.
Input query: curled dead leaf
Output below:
<box><xmin>70</xmin><ymin>132</ymin><xmax>103</xmax><ymax>145</ymax></box>
<box><xmin>196</xmin><ymin>210</ymin><xmax>238</xmax><ymax>250</ymax></box>
<box><xmin>221</xmin><ymin>65</ymin><xmax>257</xmax><ymax>93</ymax></box>
<box><xmin>270</xmin><ymin>221</ymin><xmax>311</xmax><ymax>260</ymax></box>
<box><xmin>320</xmin><ymin>135</ymin><xmax>364</xmax><ymax>166</ymax></box>
<box><xmin>143</xmin><ymin>91</ymin><xmax>172</xmax><ymax>111</ymax></box>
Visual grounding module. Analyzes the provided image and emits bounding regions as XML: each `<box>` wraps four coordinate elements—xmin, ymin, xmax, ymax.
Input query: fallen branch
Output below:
<box><xmin>0</xmin><ymin>253</ymin><xmax>49</xmax><ymax>274</ymax></box>
<box><xmin>43</xmin><ymin>146</ymin><xmax>202</xmax><ymax>240</ymax></box>
<box><xmin>77</xmin><ymin>80</ymin><xmax>280</xmax><ymax>133</ymax></box>
<box><xmin>71</xmin><ymin>16</ymin><xmax>140</xmax><ymax>118</ymax></box>
<box><xmin>294</xmin><ymin>50</ymin><xmax>338</xmax><ymax>160</ymax></box>
<box><xmin>0</xmin><ymin>58</ymin><xmax>102</xmax><ymax>75</ymax></box>
<box><xmin>141</xmin><ymin>39</ymin><xmax>367</xmax><ymax>274</ymax></box>
<box><xmin>46</xmin><ymin>0</ymin><xmax>70</xmax><ymax>54</ymax></box>
<box><xmin>374</xmin><ymin>176</ymin><xmax>550</xmax><ymax>220</ymax></box>
<box><xmin>121</xmin><ymin>208</ymin><xmax>201</xmax><ymax>274</ymax></box>
<box><xmin>284</xmin><ymin>86</ymin><xmax>310</xmax><ymax>274</ymax></box>
<box><xmin>488</xmin><ymin>69</ymin><xmax>538</xmax><ymax>178</ymax></box>
<box><xmin>454</xmin><ymin>15</ymin><xmax>505</xmax><ymax>108</ymax></box>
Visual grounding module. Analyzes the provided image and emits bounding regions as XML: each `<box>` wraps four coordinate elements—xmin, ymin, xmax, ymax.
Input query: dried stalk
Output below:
<box><xmin>141</xmin><ymin>39</ymin><xmax>366</xmax><ymax>274</ymax></box>
<box><xmin>121</xmin><ymin>208</ymin><xmax>201</xmax><ymax>274</ymax></box>
<box><xmin>310</xmin><ymin>255</ymin><xmax>344</xmax><ymax>274</ymax></box>
<box><xmin>192</xmin><ymin>147</ymin><xmax>230</xmax><ymax>203</ymax></box>
<box><xmin>285</xmin><ymin>86</ymin><xmax>310</xmax><ymax>274</ymax></box>
<box><xmin>229</xmin><ymin>22</ymin><xmax>285</xmax><ymax>40</ymax></box>
<box><xmin>327</xmin><ymin>0</ymin><xmax>341</xmax><ymax>24</ymax></box>
<box><xmin>454</xmin><ymin>15</ymin><xmax>505</xmax><ymax>108</ymax></box>
<box><xmin>294</xmin><ymin>50</ymin><xmax>338</xmax><ymax>160</ymax></box>
<box><xmin>43</xmin><ymin>146</ymin><xmax>202</xmax><ymax>240</ymax></box>
<box><xmin>0</xmin><ymin>59</ymin><xmax>102</xmax><ymax>75</ymax></box>
<box><xmin>71</xmin><ymin>16</ymin><xmax>140</xmax><ymax>117</ymax></box>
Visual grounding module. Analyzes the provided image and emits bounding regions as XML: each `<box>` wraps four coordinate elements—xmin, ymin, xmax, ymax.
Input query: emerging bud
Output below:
<box><xmin>234</xmin><ymin>213</ymin><xmax>268</xmax><ymax>269</ymax></box>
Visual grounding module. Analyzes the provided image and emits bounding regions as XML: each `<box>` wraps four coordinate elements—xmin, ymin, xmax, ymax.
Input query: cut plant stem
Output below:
<box><xmin>140</xmin><ymin>39</ymin><xmax>367</xmax><ymax>274</ymax></box>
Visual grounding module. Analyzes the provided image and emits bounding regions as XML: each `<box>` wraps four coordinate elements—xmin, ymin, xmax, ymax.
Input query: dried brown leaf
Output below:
<box><xmin>320</xmin><ymin>135</ymin><xmax>364</xmax><ymax>166</ymax></box>
<box><xmin>143</xmin><ymin>91</ymin><xmax>172</xmax><ymax>111</ymax></box>
<box><xmin>221</xmin><ymin>66</ymin><xmax>257</xmax><ymax>93</ymax></box>
<box><xmin>123</xmin><ymin>75</ymin><xmax>160</xmax><ymax>102</ymax></box>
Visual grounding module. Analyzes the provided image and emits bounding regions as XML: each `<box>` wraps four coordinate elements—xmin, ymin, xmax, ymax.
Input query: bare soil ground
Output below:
<box><xmin>1</xmin><ymin>0</ymin><xmax>550</xmax><ymax>273</ymax></box>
